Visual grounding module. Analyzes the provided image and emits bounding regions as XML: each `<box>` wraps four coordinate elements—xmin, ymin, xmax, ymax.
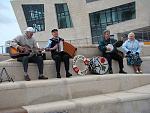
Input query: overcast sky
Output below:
<box><xmin>0</xmin><ymin>0</ymin><xmax>21</xmax><ymax>47</ymax></box>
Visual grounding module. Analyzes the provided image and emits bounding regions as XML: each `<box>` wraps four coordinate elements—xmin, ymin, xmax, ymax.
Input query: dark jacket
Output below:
<box><xmin>98</xmin><ymin>38</ymin><xmax>123</xmax><ymax>54</ymax></box>
<box><xmin>48</xmin><ymin>37</ymin><xmax>64</xmax><ymax>55</ymax></box>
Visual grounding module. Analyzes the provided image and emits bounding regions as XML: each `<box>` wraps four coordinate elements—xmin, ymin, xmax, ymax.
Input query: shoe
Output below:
<box><xmin>38</xmin><ymin>76</ymin><xmax>48</xmax><ymax>80</ymax></box>
<box><xmin>138</xmin><ymin>69</ymin><xmax>143</xmax><ymax>74</ymax></box>
<box><xmin>135</xmin><ymin>70</ymin><xmax>139</xmax><ymax>74</ymax></box>
<box><xmin>57</xmin><ymin>73</ymin><xmax>61</xmax><ymax>78</ymax></box>
<box><xmin>66</xmin><ymin>72</ymin><xmax>72</xmax><ymax>78</ymax></box>
<box><xmin>139</xmin><ymin>70</ymin><xmax>143</xmax><ymax>74</ymax></box>
<box><xmin>119</xmin><ymin>70</ymin><xmax>127</xmax><ymax>74</ymax></box>
<box><xmin>109</xmin><ymin>70</ymin><xmax>113</xmax><ymax>74</ymax></box>
<box><xmin>24</xmin><ymin>75</ymin><xmax>31</xmax><ymax>81</ymax></box>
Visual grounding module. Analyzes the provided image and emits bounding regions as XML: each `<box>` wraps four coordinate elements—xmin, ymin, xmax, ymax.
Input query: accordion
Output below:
<box><xmin>62</xmin><ymin>41</ymin><xmax>77</xmax><ymax>58</ymax></box>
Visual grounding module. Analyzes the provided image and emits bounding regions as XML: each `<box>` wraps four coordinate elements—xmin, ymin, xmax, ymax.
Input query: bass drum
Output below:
<box><xmin>89</xmin><ymin>56</ymin><xmax>109</xmax><ymax>75</ymax></box>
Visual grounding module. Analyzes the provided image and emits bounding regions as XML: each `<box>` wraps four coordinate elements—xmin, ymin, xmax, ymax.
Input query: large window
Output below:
<box><xmin>55</xmin><ymin>3</ymin><xmax>73</xmax><ymax>29</ymax></box>
<box><xmin>22</xmin><ymin>4</ymin><xmax>45</xmax><ymax>32</ymax></box>
<box><xmin>89</xmin><ymin>2</ymin><xmax>136</xmax><ymax>43</ymax></box>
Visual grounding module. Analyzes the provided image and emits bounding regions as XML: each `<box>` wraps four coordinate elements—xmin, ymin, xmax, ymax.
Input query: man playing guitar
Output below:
<box><xmin>11</xmin><ymin>27</ymin><xmax>48</xmax><ymax>81</ymax></box>
<box><xmin>98</xmin><ymin>30</ymin><xmax>127</xmax><ymax>74</ymax></box>
<box><xmin>45</xmin><ymin>29</ymin><xmax>72</xmax><ymax>78</ymax></box>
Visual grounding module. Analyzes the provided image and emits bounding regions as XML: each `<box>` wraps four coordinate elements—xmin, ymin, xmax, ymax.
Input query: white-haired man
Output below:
<box><xmin>11</xmin><ymin>27</ymin><xmax>48</xmax><ymax>81</ymax></box>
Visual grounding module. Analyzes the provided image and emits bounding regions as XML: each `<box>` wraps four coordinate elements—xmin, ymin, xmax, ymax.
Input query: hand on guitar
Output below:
<box><xmin>17</xmin><ymin>46</ymin><xmax>26</xmax><ymax>52</ymax></box>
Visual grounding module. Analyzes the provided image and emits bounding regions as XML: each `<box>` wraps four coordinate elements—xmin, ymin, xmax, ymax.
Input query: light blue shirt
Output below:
<box><xmin>46</xmin><ymin>38</ymin><xmax>52</xmax><ymax>48</ymax></box>
<box><xmin>122</xmin><ymin>39</ymin><xmax>141</xmax><ymax>54</ymax></box>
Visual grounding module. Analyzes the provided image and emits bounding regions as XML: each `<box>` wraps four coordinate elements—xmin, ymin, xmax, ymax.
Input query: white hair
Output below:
<box><xmin>128</xmin><ymin>32</ymin><xmax>135</xmax><ymax>38</ymax></box>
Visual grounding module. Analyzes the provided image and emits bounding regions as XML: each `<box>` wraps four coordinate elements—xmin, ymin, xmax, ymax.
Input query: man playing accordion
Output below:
<box><xmin>45</xmin><ymin>29</ymin><xmax>72</xmax><ymax>78</ymax></box>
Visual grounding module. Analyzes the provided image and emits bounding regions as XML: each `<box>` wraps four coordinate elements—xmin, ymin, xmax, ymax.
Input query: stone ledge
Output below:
<box><xmin>0</xmin><ymin>56</ymin><xmax>150</xmax><ymax>81</ymax></box>
<box><xmin>0</xmin><ymin>108</ymin><xmax>28</xmax><ymax>113</ymax></box>
<box><xmin>0</xmin><ymin>74</ymin><xmax>150</xmax><ymax>110</ymax></box>
<box><xmin>22</xmin><ymin>84</ymin><xmax>150</xmax><ymax>113</ymax></box>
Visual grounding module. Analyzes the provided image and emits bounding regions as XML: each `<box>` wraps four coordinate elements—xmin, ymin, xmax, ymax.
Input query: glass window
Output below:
<box><xmin>22</xmin><ymin>4</ymin><xmax>45</xmax><ymax>32</ymax></box>
<box><xmin>55</xmin><ymin>3</ymin><xmax>73</xmax><ymax>29</ymax></box>
<box><xmin>89</xmin><ymin>2</ymin><xmax>136</xmax><ymax>43</ymax></box>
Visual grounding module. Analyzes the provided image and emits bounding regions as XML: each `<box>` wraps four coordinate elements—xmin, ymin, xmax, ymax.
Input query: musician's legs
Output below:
<box><xmin>28</xmin><ymin>56</ymin><xmax>48</xmax><ymax>79</ymax></box>
<box><xmin>29</xmin><ymin>56</ymin><xmax>44</xmax><ymax>76</ymax></box>
<box><xmin>52</xmin><ymin>54</ymin><xmax>61</xmax><ymax>78</ymax></box>
<box><xmin>104</xmin><ymin>53</ymin><xmax>113</xmax><ymax>74</ymax></box>
<box><xmin>17</xmin><ymin>56</ymin><xmax>30</xmax><ymax>81</ymax></box>
<box><xmin>62</xmin><ymin>53</ymin><xmax>72</xmax><ymax>77</ymax></box>
<box><xmin>112</xmin><ymin>52</ymin><xmax>126</xmax><ymax>74</ymax></box>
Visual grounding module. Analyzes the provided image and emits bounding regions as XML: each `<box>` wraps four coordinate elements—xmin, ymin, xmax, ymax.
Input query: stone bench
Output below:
<box><xmin>0</xmin><ymin>56</ymin><xmax>150</xmax><ymax>81</ymax></box>
<box><xmin>0</xmin><ymin>74</ymin><xmax>150</xmax><ymax>109</ymax></box>
<box><xmin>0</xmin><ymin>59</ymin><xmax>77</xmax><ymax>81</ymax></box>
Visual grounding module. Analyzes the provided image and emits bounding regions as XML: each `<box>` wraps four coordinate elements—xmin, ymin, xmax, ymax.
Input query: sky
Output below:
<box><xmin>0</xmin><ymin>0</ymin><xmax>21</xmax><ymax>47</ymax></box>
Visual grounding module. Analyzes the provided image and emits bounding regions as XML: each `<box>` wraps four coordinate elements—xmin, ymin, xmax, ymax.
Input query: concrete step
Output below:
<box><xmin>0</xmin><ymin>74</ymin><xmax>150</xmax><ymax>111</ymax></box>
<box><xmin>22</xmin><ymin>84</ymin><xmax>150</xmax><ymax>113</ymax></box>
<box><xmin>0</xmin><ymin>56</ymin><xmax>150</xmax><ymax>81</ymax></box>
<box><xmin>0</xmin><ymin>108</ymin><xmax>27</xmax><ymax>113</ymax></box>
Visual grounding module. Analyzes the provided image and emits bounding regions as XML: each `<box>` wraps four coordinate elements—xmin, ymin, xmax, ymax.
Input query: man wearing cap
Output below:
<box><xmin>45</xmin><ymin>29</ymin><xmax>72</xmax><ymax>78</ymax></box>
<box><xmin>11</xmin><ymin>27</ymin><xmax>48</xmax><ymax>81</ymax></box>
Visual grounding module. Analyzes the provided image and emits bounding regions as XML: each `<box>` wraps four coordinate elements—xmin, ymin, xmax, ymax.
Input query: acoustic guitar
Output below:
<box><xmin>9</xmin><ymin>45</ymin><xmax>44</xmax><ymax>58</ymax></box>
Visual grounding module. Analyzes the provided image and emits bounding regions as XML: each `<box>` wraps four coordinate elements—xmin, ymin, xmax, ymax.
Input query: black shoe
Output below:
<box><xmin>24</xmin><ymin>75</ymin><xmax>31</xmax><ymax>81</ymax></box>
<box><xmin>109</xmin><ymin>70</ymin><xmax>113</xmax><ymax>74</ymax></box>
<box><xmin>119</xmin><ymin>70</ymin><xmax>127</xmax><ymax>74</ymax></box>
<box><xmin>66</xmin><ymin>72</ymin><xmax>72</xmax><ymax>78</ymax></box>
<box><xmin>57</xmin><ymin>73</ymin><xmax>61</xmax><ymax>78</ymax></box>
<box><xmin>38</xmin><ymin>76</ymin><xmax>48</xmax><ymax>80</ymax></box>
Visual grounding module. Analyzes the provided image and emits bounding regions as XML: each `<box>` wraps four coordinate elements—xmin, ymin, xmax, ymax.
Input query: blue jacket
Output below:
<box><xmin>122</xmin><ymin>39</ymin><xmax>141</xmax><ymax>54</ymax></box>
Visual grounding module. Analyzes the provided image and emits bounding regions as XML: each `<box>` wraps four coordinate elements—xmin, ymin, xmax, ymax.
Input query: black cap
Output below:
<box><xmin>51</xmin><ymin>29</ymin><xmax>58</xmax><ymax>33</ymax></box>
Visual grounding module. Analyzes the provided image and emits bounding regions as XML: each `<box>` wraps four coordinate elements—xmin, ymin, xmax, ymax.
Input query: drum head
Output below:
<box><xmin>73</xmin><ymin>55</ymin><xmax>89</xmax><ymax>75</ymax></box>
<box><xmin>89</xmin><ymin>56</ymin><xmax>109</xmax><ymax>75</ymax></box>
<box><xmin>106</xmin><ymin>44</ymin><xmax>114</xmax><ymax>53</ymax></box>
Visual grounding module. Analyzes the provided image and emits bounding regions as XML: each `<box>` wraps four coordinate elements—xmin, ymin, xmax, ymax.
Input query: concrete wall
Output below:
<box><xmin>11</xmin><ymin>0</ymin><xmax>150</xmax><ymax>46</ymax></box>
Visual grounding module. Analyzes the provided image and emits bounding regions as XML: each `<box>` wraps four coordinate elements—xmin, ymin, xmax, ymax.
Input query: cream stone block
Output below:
<box><xmin>0</xmin><ymin>89</ymin><xmax>26</xmax><ymax>109</ymax></box>
<box><xmin>23</xmin><ymin>100</ymin><xmax>76</xmax><ymax>113</ymax></box>
<box><xmin>24</xmin><ymin>80</ymin><xmax>69</xmax><ymax>105</ymax></box>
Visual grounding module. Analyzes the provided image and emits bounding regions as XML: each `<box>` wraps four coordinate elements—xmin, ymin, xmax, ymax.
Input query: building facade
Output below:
<box><xmin>11</xmin><ymin>0</ymin><xmax>150</xmax><ymax>47</ymax></box>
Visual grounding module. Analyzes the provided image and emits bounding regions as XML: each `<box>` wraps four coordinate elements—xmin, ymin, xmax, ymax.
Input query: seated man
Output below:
<box><xmin>11</xmin><ymin>27</ymin><xmax>48</xmax><ymax>81</ymax></box>
<box><xmin>98</xmin><ymin>30</ymin><xmax>127</xmax><ymax>74</ymax></box>
<box><xmin>45</xmin><ymin>29</ymin><xmax>72</xmax><ymax>78</ymax></box>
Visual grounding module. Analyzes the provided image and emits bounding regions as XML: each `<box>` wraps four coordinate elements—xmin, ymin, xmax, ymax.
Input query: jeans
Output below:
<box><xmin>17</xmin><ymin>55</ymin><xmax>44</xmax><ymax>75</ymax></box>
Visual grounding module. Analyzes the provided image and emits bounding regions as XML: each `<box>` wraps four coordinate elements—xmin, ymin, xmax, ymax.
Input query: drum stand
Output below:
<box><xmin>0</xmin><ymin>68</ymin><xmax>14</xmax><ymax>83</ymax></box>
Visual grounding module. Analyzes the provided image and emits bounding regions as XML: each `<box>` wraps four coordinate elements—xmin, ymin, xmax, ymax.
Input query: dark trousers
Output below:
<box><xmin>52</xmin><ymin>52</ymin><xmax>70</xmax><ymax>74</ymax></box>
<box><xmin>17</xmin><ymin>55</ymin><xmax>44</xmax><ymax>75</ymax></box>
<box><xmin>104</xmin><ymin>51</ymin><xmax>124</xmax><ymax>71</ymax></box>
